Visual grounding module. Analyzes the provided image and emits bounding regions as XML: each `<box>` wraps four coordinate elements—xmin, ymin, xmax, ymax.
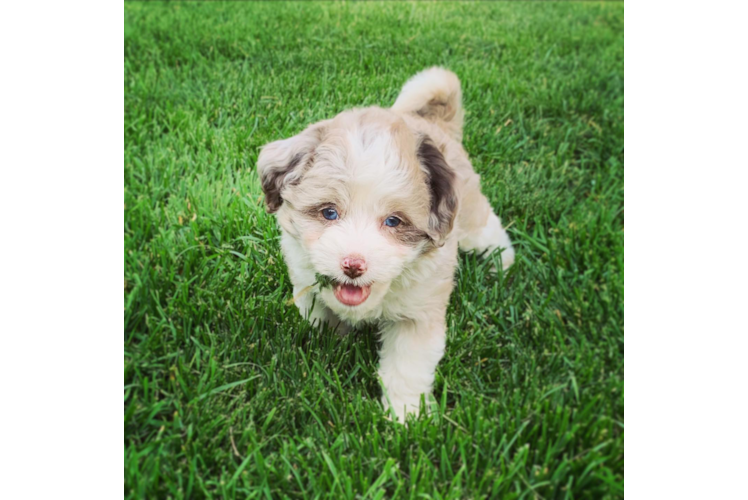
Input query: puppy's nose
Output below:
<box><xmin>341</xmin><ymin>255</ymin><xmax>367</xmax><ymax>278</ymax></box>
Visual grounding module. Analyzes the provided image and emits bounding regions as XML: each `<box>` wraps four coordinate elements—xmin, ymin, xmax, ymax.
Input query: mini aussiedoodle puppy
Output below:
<box><xmin>257</xmin><ymin>67</ymin><xmax>514</xmax><ymax>421</ymax></box>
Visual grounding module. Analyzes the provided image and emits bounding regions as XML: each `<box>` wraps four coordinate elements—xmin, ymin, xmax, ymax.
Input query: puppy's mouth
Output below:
<box><xmin>333</xmin><ymin>281</ymin><xmax>371</xmax><ymax>307</ymax></box>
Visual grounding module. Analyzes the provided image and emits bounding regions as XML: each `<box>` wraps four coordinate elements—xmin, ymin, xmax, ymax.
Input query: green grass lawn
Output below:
<box><xmin>125</xmin><ymin>2</ymin><xmax>623</xmax><ymax>498</ymax></box>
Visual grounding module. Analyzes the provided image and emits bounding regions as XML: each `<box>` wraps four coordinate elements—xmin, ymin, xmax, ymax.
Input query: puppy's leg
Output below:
<box><xmin>458</xmin><ymin>191</ymin><xmax>514</xmax><ymax>270</ymax></box>
<box><xmin>293</xmin><ymin>286</ymin><xmax>350</xmax><ymax>334</ymax></box>
<box><xmin>378</xmin><ymin>318</ymin><xmax>446</xmax><ymax>421</ymax></box>
<box><xmin>459</xmin><ymin>211</ymin><xmax>515</xmax><ymax>270</ymax></box>
<box><xmin>281</xmin><ymin>231</ymin><xmax>349</xmax><ymax>333</ymax></box>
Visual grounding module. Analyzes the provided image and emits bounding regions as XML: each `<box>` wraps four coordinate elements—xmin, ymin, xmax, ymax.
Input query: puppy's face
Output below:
<box><xmin>258</xmin><ymin>108</ymin><xmax>456</xmax><ymax>319</ymax></box>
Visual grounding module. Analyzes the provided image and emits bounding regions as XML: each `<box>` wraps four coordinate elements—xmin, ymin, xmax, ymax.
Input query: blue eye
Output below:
<box><xmin>321</xmin><ymin>208</ymin><xmax>338</xmax><ymax>220</ymax></box>
<box><xmin>384</xmin><ymin>216</ymin><xmax>401</xmax><ymax>227</ymax></box>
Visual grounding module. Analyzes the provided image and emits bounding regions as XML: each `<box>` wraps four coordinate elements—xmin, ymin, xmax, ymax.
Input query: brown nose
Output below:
<box><xmin>341</xmin><ymin>255</ymin><xmax>367</xmax><ymax>278</ymax></box>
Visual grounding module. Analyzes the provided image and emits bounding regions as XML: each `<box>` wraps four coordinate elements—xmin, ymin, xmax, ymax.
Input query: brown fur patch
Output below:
<box><xmin>299</xmin><ymin>202</ymin><xmax>341</xmax><ymax>223</ymax></box>
<box><xmin>257</xmin><ymin>120</ymin><xmax>330</xmax><ymax>213</ymax></box>
<box><xmin>417</xmin><ymin>136</ymin><xmax>458</xmax><ymax>244</ymax></box>
<box><xmin>261</xmin><ymin>152</ymin><xmax>304</xmax><ymax>212</ymax></box>
<box><xmin>384</xmin><ymin>213</ymin><xmax>429</xmax><ymax>247</ymax></box>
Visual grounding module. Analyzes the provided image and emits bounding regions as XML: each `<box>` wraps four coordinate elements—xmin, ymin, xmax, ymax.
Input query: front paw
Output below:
<box><xmin>296</xmin><ymin>297</ymin><xmax>349</xmax><ymax>334</ymax></box>
<box><xmin>381</xmin><ymin>394</ymin><xmax>435</xmax><ymax>422</ymax></box>
<box><xmin>307</xmin><ymin>310</ymin><xmax>351</xmax><ymax>335</ymax></box>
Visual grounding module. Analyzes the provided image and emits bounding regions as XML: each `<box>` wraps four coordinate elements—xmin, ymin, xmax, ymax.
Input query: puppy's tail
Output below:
<box><xmin>392</xmin><ymin>67</ymin><xmax>464</xmax><ymax>141</ymax></box>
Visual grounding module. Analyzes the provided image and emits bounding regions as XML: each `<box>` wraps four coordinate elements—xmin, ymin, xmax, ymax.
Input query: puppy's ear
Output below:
<box><xmin>417</xmin><ymin>135</ymin><xmax>458</xmax><ymax>245</ymax></box>
<box><xmin>257</xmin><ymin>121</ymin><xmax>328</xmax><ymax>213</ymax></box>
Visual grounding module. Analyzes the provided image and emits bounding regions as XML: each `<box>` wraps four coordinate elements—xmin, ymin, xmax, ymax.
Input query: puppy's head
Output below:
<box><xmin>257</xmin><ymin>107</ymin><xmax>457</xmax><ymax>318</ymax></box>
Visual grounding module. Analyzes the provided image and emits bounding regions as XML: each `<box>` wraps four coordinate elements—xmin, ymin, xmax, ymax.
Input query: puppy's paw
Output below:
<box><xmin>382</xmin><ymin>397</ymin><xmax>417</xmax><ymax>423</ymax></box>
<box><xmin>298</xmin><ymin>298</ymin><xmax>350</xmax><ymax>334</ymax></box>
<box><xmin>308</xmin><ymin>315</ymin><xmax>351</xmax><ymax>336</ymax></box>
<box><xmin>382</xmin><ymin>394</ymin><xmax>436</xmax><ymax>423</ymax></box>
<box><xmin>488</xmin><ymin>245</ymin><xmax>515</xmax><ymax>274</ymax></box>
<box><xmin>460</xmin><ymin>212</ymin><xmax>515</xmax><ymax>272</ymax></box>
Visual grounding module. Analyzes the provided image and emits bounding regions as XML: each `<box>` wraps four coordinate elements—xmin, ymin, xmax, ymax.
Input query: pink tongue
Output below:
<box><xmin>334</xmin><ymin>284</ymin><xmax>370</xmax><ymax>306</ymax></box>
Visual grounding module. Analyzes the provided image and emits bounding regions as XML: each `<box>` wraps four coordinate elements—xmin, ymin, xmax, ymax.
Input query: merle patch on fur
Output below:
<box><xmin>417</xmin><ymin>135</ymin><xmax>458</xmax><ymax>244</ymax></box>
<box><xmin>262</xmin><ymin>152</ymin><xmax>305</xmax><ymax>213</ymax></box>
<box><xmin>385</xmin><ymin>212</ymin><xmax>429</xmax><ymax>247</ymax></box>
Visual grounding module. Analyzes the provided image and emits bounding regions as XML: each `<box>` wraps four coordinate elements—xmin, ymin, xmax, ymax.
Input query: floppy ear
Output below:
<box><xmin>417</xmin><ymin>135</ymin><xmax>458</xmax><ymax>245</ymax></box>
<box><xmin>257</xmin><ymin>121</ymin><xmax>328</xmax><ymax>213</ymax></box>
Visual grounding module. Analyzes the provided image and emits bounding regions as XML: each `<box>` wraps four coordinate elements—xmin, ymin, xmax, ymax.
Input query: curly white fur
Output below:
<box><xmin>258</xmin><ymin>67</ymin><xmax>514</xmax><ymax>422</ymax></box>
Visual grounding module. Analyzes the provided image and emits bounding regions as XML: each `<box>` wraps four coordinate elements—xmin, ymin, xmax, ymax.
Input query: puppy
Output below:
<box><xmin>257</xmin><ymin>67</ymin><xmax>514</xmax><ymax>421</ymax></box>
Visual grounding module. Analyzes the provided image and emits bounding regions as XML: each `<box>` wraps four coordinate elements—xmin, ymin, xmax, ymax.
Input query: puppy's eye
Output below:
<box><xmin>384</xmin><ymin>216</ymin><xmax>401</xmax><ymax>228</ymax></box>
<box><xmin>321</xmin><ymin>208</ymin><xmax>339</xmax><ymax>220</ymax></box>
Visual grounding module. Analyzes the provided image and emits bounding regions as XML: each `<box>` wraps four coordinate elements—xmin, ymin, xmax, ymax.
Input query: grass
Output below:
<box><xmin>124</xmin><ymin>2</ymin><xmax>623</xmax><ymax>498</ymax></box>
